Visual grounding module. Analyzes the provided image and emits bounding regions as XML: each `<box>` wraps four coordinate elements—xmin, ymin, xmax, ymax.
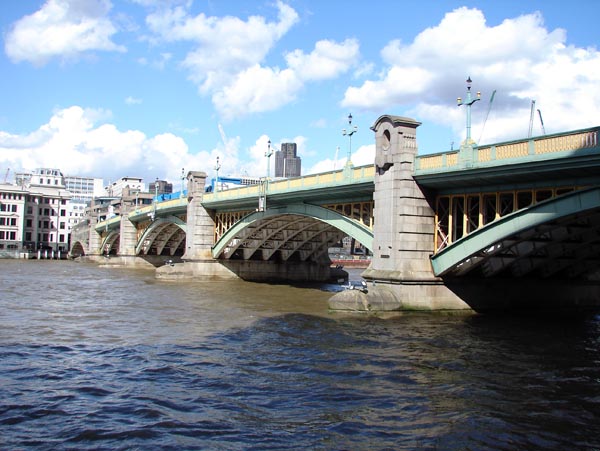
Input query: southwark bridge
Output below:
<box><xmin>71</xmin><ymin>111</ymin><xmax>600</xmax><ymax>313</ymax></box>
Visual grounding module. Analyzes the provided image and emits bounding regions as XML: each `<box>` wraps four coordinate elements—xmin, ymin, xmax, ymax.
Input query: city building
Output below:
<box><xmin>19</xmin><ymin>168</ymin><xmax>72</xmax><ymax>254</ymax></box>
<box><xmin>149</xmin><ymin>179</ymin><xmax>173</xmax><ymax>196</ymax></box>
<box><xmin>63</xmin><ymin>175</ymin><xmax>105</xmax><ymax>237</ymax></box>
<box><xmin>275</xmin><ymin>142</ymin><xmax>301</xmax><ymax>178</ymax></box>
<box><xmin>105</xmin><ymin>176</ymin><xmax>145</xmax><ymax>197</ymax></box>
<box><xmin>0</xmin><ymin>183</ymin><xmax>27</xmax><ymax>255</ymax></box>
<box><xmin>64</xmin><ymin>175</ymin><xmax>105</xmax><ymax>202</ymax></box>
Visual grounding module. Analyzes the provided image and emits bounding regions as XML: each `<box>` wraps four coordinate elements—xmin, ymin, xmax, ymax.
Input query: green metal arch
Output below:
<box><xmin>135</xmin><ymin>216</ymin><xmax>187</xmax><ymax>255</ymax></box>
<box><xmin>431</xmin><ymin>186</ymin><xmax>600</xmax><ymax>276</ymax></box>
<box><xmin>100</xmin><ymin>231</ymin><xmax>120</xmax><ymax>254</ymax></box>
<box><xmin>212</xmin><ymin>203</ymin><xmax>374</xmax><ymax>258</ymax></box>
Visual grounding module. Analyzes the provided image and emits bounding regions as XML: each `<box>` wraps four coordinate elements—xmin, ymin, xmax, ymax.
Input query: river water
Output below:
<box><xmin>1</xmin><ymin>260</ymin><xmax>599</xmax><ymax>450</ymax></box>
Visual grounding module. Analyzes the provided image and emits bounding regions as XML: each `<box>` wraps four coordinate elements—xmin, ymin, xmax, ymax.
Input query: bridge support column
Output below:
<box><xmin>330</xmin><ymin>115</ymin><xmax>469</xmax><ymax>311</ymax></box>
<box><xmin>88</xmin><ymin>216</ymin><xmax>102</xmax><ymax>256</ymax></box>
<box><xmin>157</xmin><ymin>171</ymin><xmax>237</xmax><ymax>280</ymax></box>
<box><xmin>119</xmin><ymin>214</ymin><xmax>137</xmax><ymax>257</ymax></box>
<box><xmin>101</xmin><ymin>198</ymin><xmax>154</xmax><ymax>267</ymax></box>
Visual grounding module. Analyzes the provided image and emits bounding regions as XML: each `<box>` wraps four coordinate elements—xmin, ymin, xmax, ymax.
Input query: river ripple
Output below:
<box><xmin>1</xmin><ymin>260</ymin><xmax>599</xmax><ymax>450</ymax></box>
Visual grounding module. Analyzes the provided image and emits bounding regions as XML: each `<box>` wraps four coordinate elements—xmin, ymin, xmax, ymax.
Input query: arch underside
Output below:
<box><xmin>70</xmin><ymin>241</ymin><xmax>85</xmax><ymax>257</ymax></box>
<box><xmin>100</xmin><ymin>231</ymin><xmax>120</xmax><ymax>255</ymax></box>
<box><xmin>212</xmin><ymin>204</ymin><xmax>374</xmax><ymax>262</ymax></box>
<box><xmin>432</xmin><ymin>187</ymin><xmax>600</xmax><ymax>279</ymax></box>
<box><xmin>136</xmin><ymin>217</ymin><xmax>186</xmax><ymax>256</ymax></box>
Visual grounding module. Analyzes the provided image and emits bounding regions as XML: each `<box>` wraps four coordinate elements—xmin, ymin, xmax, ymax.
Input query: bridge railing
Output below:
<box><xmin>415</xmin><ymin>126</ymin><xmax>599</xmax><ymax>174</ymax></box>
<box><xmin>95</xmin><ymin>197</ymin><xmax>188</xmax><ymax>231</ymax></box>
<box><xmin>95</xmin><ymin>215</ymin><xmax>121</xmax><ymax>232</ymax></box>
<box><xmin>128</xmin><ymin>197</ymin><xmax>188</xmax><ymax>222</ymax></box>
<box><xmin>203</xmin><ymin>165</ymin><xmax>375</xmax><ymax>202</ymax></box>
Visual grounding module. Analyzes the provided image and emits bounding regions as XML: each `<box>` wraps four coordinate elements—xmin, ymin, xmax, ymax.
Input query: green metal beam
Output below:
<box><xmin>431</xmin><ymin>186</ymin><xmax>600</xmax><ymax>276</ymax></box>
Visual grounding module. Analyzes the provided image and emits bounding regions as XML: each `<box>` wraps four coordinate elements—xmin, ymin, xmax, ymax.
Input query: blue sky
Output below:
<box><xmin>0</xmin><ymin>0</ymin><xmax>599</xmax><ymax>187</ymax></box>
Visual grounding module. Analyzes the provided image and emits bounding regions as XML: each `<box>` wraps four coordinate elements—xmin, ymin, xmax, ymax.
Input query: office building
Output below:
<box><xmin>275</xmin><ymin>142</ymin><xmax>301</xmax><ymax>178</ymax></box>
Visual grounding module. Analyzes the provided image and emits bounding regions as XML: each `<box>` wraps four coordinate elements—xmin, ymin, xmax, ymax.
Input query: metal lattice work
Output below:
<box><xmin>212</xmin><ymin>202</ymin><xmax>373</xmax><ymax>259</ymax></box>
<box><xmin>212</xmin><ymin>203</ymin><xmax>374</xmax><ymax>261</ymax></box>
<box><xmin>221</xmin><ymin>214</ymin><xmax>345</xmax><ymax>262</ymax></box>
<box><xmin>434</xmin><ymin>186</ymin><xmax>580</xmax><ymax>253</ymax></box>
<box><xmin>323</xmin><ymin>201</ymin><xmax>374</xmax><ymax>229</ymax></box>
<box><xmin>135</xmin><ymin>215</ymin><xmax>187</xmax><ymax>256</ymax></box>
<box><xmin>431</xmin><ymin>188</ymin><xmax>600</xmax><ymax>280</ymax></box>
<box><xmin>214</xmin><ymin>210</ymin><xmax>252</xmax><ymax>242</ymax></box>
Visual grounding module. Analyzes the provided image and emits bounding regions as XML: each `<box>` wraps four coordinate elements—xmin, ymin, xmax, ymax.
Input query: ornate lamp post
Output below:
<box><xmin>457</xmin><ymin>76</ymin><xmax>481</xmax><ymax>145</ymax></box>
<box><xmin>266</xmin><ymin>140</ymin><xmax>273</xmax><ymax>179</ymax></box>
<box><xmin>180</xmin><ymin>167</ymin><xmax>185</xmax><ymax>198</ymax></box>
<box><xmin>342</xmin><ymin>113</ymin><xmax>358</xmax><ymax>168</ymax></box>
<box><xmin>150</xmin><ymin>177</ymin><xmax>158</xmax><ymax>221</ymax></box>
<box><xmin>457</xmin><ymin>76</ymin><xmax>481</xmax><ymax>168</ymax></box>
<box><xmin>214</xmin><ymin>156</ymin><xmax>221</xmax><ymax>193</ymax></box>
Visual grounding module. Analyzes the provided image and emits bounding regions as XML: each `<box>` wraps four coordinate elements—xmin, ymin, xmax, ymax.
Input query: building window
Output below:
<box><xmin>59</xmin><ymin>222</ymin><xmax>65</xmax><ymax>229</ymax></box>
<box><xmin>10</xmin><ymin>218</ymin><xmax>16</xmax><ymax>226</ymax></box>
<box><xmin>11</xmin><ymin>205</ymin><xmax>16</xmax><ymax>212</ymax></box>
<box><xmin>59</xmin><ymin>234</ymin><xmax>65</xmax><ymax>243</ymax></box>
<box><xmin>26</xmin><ymin>219</ymin><xmax>32</xmax><ymax>227</ymax></box>
<box><xmin>60</xmin><ymin>209</ymin><xmax>66</xmax><ymax>216</ymax></box>
<box><xmin>9</xmin><ymin>231</ymin><xmax>15</xmax><ymax>240</ymax></box>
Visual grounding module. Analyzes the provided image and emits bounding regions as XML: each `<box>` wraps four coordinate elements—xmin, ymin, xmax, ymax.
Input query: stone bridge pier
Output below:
<box><xmin>329</xmin><ymin>115</ymin><xmax>470</xmax><ymax>312</ymax></box>
<box><xmin>156</xmin><ymin>171</ymin><xmax>238</xmax><ymax>280</ymax></box>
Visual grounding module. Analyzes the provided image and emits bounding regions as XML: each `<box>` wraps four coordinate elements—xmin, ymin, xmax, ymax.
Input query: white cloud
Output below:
<box><xmin>0</xmin><ymin>106</ymin><xmax>234</xmax><ymax>186</ymax></box>
<box><xmin>307</xmin><ymin>144</ymin><xmax>374</xmax><ymax>175</ymax></box>
<box><xmin>146</xmin><ymin>1</ymin><xmax>298</xmax><ymax>92</ymax></box>
<box><xmin>143</xmin><ymin>2</ymin><xmax>358</xmax><ymax>120</ymax></box>
<box><xmin>5</xmin><ymin>0</ymin><xmax>126</xmax><ymax>65</ymax></box>
<box><xmin>286</xmin><ymin>38</ymin><xmax>359</xmax><ymax>81</ymax></box>
<box><xmin>213</xmin><ymin>65</ymin><xmax>302</xmax><ymax>119</ymax></box>
<box><xmin>125</xmin><ymin>96</ymin><xmax>142</xmax><ymax>105</ymax></box>
<box><xmin>212</xmin><ymin>38</ymin><xmax>359</xmax><ymax>118</ymax></box>
<box><xmin>342</xmin><ymin>7</ymin><xmax>600</xmax><ymax>145</ymax></box>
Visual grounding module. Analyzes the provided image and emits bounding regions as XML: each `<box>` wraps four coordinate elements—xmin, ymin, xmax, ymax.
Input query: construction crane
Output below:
<box><xmin>478</xmin><ymin>89</ymin><xmax>496</xmax><ymax>143</ymax></box>
<box><xmin>537</xmin><ymin>109</ymin><xmax>546</xmax><ymax>135</ymax></box>
<box><xmin>3</xmin><ymin>168</ymin><xmax>9</xmax><ymax>183</ymax></box>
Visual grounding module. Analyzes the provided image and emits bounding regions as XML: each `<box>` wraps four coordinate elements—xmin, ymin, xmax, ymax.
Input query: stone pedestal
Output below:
<box><xmin>88</xmin><ymin>217</ymin><xmax>102</xmax><ymax>256</ymax></box>
<box><xmin>183</xmin><ymin>171</ymin><xmax>215</xmax><ymax>261</ymax></box>
<box><xmin>329</xmin><ymin>115</ymin><xmax>470</xmax><ymax>311</ymax></box>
